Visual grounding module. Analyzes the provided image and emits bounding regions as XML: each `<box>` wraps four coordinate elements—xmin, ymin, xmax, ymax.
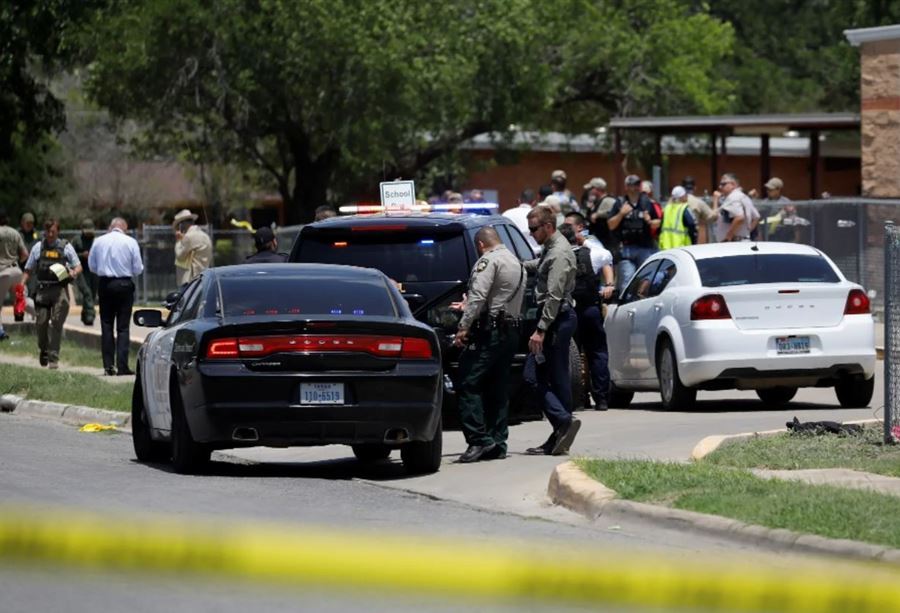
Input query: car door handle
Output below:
<box><xmin>627</xmin><ymin>309</ymin><xmax>635</xmax><ymax>318</ymax></box>
<box><xmin>653</xmin><ymin>302</ymin><xmax>663</xmax><ymax>310</ymax></box>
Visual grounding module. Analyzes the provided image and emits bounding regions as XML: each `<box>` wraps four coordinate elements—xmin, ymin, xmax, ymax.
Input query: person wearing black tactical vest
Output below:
<box><xmin>559</xmin><ymin>222</ymin><xmax>614</xmax><ymax>410</ymax></box>
<box><xmin>21</xmin><ymin>219</ymin><xmax>82</xmax><ymax>369</ymax></box>
<box><xmin>606</xmin><ymin>174</ymin><xmax>660</xmax><ymax>292</ymax></box>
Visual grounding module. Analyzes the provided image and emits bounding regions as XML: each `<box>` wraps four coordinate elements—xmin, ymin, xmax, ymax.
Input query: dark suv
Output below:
<box><xmin>289</xmin><ymin>213</ymin><xmax>584</xmax><ymax>423</ymax></box>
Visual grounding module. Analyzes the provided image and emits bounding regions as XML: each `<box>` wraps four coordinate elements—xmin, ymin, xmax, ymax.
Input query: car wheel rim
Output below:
<box><xmin>660</xmin><ymin>350</ymin><xmax>674</xmax><ymax>402</ymax></box>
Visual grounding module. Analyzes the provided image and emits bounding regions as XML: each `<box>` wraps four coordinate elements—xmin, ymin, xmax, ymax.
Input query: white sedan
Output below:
<box><xmin>605</xmin><ymin>242</ymin><xmax>876</xmax><ymax>410</ymax></box>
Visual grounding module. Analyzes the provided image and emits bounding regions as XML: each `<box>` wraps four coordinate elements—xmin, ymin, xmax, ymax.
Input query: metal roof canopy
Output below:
<box><xmin>608</xmin><ymin>113</ymin><xmax>861</xmax><ymax>196</ymax></box>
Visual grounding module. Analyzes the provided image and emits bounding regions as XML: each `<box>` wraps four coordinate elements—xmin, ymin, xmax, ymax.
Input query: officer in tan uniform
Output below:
<box><xmin>452</xmin><ymin>226</ymin><xmax>525</xmax><ymax>463</ymax></box>
<box><xmin>523</xmin><ymin>205</ymin><xmax>580</xmax><ymax>456</ymax></box>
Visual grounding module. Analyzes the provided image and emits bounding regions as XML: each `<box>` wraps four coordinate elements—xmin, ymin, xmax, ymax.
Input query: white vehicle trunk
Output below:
<box><xmin>721</xmin><ymin>284</ymin><xmax>848</xmax><ymax>330</ymax></box>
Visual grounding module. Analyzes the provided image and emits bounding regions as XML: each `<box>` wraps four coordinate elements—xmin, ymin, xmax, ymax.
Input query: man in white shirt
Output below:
<box><xmin>89</xmin><ymin>218</ymin><xmax>144</xmax><ymax>376</ymax></box>
<box><xmin>712</xmin><ymin>173</ymin><xmax>760</xmax><ymax>242</ymax></box>
<box><xmin>502</xmin><ymin>189</ymin><xmax>539</xmax><ymax>254</ymax></box>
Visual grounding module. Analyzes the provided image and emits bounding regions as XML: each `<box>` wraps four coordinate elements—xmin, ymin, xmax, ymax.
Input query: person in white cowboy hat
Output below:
<box><xmin>172</xmin><ymin>209</ymin><xmax>212</xmax><ymax>287</ymax></box>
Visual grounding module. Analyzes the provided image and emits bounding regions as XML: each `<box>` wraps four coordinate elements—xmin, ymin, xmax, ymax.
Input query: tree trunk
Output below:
<box><xmin>284</xmin><ymin>149</ymin><xmax>338</xmax><ymax>225</ymax></box>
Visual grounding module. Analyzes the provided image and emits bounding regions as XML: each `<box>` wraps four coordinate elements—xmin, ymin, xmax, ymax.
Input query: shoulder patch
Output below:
<box><xmin>475</xmin><ymin>258</ymin><xmax>488</xmax><ymax>272</ymax></box>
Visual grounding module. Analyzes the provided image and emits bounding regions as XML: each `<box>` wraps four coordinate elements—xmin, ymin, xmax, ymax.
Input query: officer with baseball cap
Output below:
<box><xmin>246</xmin><ymin>226</ymin><xmax>287</xmax><ymax>263</ymax></box>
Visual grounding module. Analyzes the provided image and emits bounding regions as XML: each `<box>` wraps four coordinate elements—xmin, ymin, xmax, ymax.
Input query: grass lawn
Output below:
<box><xmin>702</xmin><ymin>425</ymin><xmax>900</xmax><ymax>477</ymax></box>
<box><xmin>576</xmin><ymin>458</ymin><xmax>900</xmax><ymax>550</ymax></box>
<box><xmin>0</xmin><ymin>362</ymin><xmax>131</xmax><ymax>412</ymax></box>
<box><xmin>0</xmin><ymin>327</ymin><xmax>137</xmax><ymax>370</ymax></box>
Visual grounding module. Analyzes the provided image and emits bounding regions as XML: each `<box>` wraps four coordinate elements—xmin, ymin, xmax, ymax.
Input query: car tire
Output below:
<box><xmin>170</xmin><ymin>377</ymin><xmax>211</xmax><ymax>474</ymax></box>
<box><xmin>835</xmin><ymin>376</ymin><xmax>875</xmax><ymax>408</ymax></box>
<box><xmin>756</xmin><ymin>387</ymin><xmax>797</xmax><ymax>406</ymax></box>
<box><xmin>352</xmin><ymin>444</ymin><xmax>391</xmax><ymax>462</ymax></box>
<box><xmin>569</xmin><ymin>340</ymin><xmax>585</xmax><ymax>410</ymax></box>
<box><xmin>401</xmin><ymin>418</ymin><xmax>442</xmax><ymax>475</ymax></box>
<box><xmin>131</xmin><ymin>370</ymin><xmax>168</xmax><ymax>463</ymax></box>
<box><xmin>657</xmin><ymin>339</ymin><xmax>696</xmax><ymax>411</ymax></box>
<box><xmin>608</xmin><ymin>383</ymin><xmax>634</xmax><ymax>409</ymax></box>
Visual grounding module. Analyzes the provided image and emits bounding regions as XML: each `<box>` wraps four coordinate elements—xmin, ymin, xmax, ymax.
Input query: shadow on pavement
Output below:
<box><xmin>131</xmin><ymin>452</ymin><xmax>462</xmax><ymax>482</ymax></box>
<box><xmin>625</xmin><ymin>399</ymin><xmax>842</xmax><ymax>414</ymax></box>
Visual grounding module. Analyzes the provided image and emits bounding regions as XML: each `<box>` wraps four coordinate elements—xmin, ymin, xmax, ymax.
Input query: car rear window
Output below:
<box><xmin>219</xmin><ymin>275</ymin><xmax>397</xmax><ymax>317</ymax></box>
<box><xmin>696</xmin><ymin>254</ymin><xmax>840</xmax><ymax>287</ymax></box>
<box><xmin>293</xmin><ymin>233</ymin><xmax>469</xmax><ymax>283</ymax></box>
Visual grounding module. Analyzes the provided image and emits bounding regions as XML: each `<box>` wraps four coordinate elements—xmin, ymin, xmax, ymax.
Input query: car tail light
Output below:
<box><xmin>690</xmin><ymin>294</ymin><xmax>731</xmax><ymax>320</ymax></box>
<box><xmin>206</xmin><ymin>339</ymin><xmax>239</xmax><ymax>358</ymax></box>
<box><xmin>844</xmin><ymin>289</ymin><xmax>870</xmax><ymax>315</ymax></box>
<box><xmin>205</xmin><ymin>335</ymin><xmax>433</xmax><ymax>359</ymax></box>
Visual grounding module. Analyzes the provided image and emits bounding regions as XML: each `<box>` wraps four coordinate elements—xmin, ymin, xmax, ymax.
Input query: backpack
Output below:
<box><xmin>572</xmin><ymin>246</ymin><xmax>599</xmax><ymax>307</ymax></box>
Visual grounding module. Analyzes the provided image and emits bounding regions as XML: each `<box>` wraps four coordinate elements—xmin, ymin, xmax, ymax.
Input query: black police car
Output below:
<box><xmin>289</xmin><ymin>212</ymin><xmax>584</xmax><ymax>422</ymax></box>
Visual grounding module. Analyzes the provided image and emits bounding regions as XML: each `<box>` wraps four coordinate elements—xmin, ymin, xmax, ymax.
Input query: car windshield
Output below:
<box><xmin>219</xmin><ymin>274</ymin><xmax>397</xmax><ymax>317</ymax></box>
<box><xmin>696</xmin><ymin>254</ymin><xmax>841</xmax><ymax>287</ymax></box>
<box><xmin>295</xmin><ymin>233</ymin><xmax>468</xmax><ymax>283</ymax></box>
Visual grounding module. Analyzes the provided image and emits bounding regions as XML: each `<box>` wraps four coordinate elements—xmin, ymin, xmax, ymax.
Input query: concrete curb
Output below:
<box><xmin>691</xmin><ymin>418</ymin><xmax>882</xmax><ymax>460</ymax></box>
<box><xmin>548</xmin><ymin>461</ymin><xmax>900</xmax><ymax>564</ymax></box>
<box><xmin>1</xmin><ymin>394</ymin><xmax>130</xmax><ymax>429</ymax></box>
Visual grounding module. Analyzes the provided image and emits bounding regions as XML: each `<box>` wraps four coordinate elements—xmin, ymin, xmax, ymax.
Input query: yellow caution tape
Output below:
<box><xmin>0</xmin><ymin>505</ymin><xmax>899</xmax><ymax>611</ymax></box>
<box><xmin>78</xmin><ymin>423</ymin><xmax>118</xmax><ymax>433</ymax></box>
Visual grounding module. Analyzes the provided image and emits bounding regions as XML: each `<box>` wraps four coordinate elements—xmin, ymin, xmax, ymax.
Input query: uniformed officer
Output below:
<box><xmin>452</xmin><ymin>226</ymin><xmax>525</xmax><ymax>463</ymax></box>
<box><xmin>246</xmin><ymin>226</ymin><xmax>288</xmax><ymax>263</ymax></box>
<box><xmin>523</xmin><ymin>205</ymin><xmax>580</xmax><ymax>456</ymax></box>
<box><xmin>71</xmin><ymin>218</ymin><xmax>98</xmax><ymax>325</ymax></box>
<box><xmin>21</xmin><ymin>218</ymin><xmax>82</xmax><ymax>369</ymax></box>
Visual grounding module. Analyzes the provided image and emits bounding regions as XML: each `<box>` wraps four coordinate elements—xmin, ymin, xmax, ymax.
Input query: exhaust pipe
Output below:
<box><xmin>384</xmin><ymin>428</ymin><xmax>410</xmax><ymax>443</ymax></box>
<box><xmin>232</xmin><ymin>427</ymin><xmax>259</xmax><ymax>442</ymax></box>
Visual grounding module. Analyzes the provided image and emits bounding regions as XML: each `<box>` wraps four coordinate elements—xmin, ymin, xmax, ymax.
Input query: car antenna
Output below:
<box><xmin>750</xmin><ymin>242</ymin><xmax>759</xmax><ymax>251</ymax></box>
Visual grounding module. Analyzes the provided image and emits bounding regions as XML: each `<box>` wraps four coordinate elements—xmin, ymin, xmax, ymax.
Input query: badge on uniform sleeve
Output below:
<box><xmin>475</xmin><ymin>259</ymin><xmax>488</xmax><ymax>273</ymax></box>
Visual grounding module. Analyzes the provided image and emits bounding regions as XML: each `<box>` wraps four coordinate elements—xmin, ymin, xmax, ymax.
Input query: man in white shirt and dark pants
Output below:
<box><xmin>88</xmin><ymin>218</ymin><xmax>144</xmax><ymax>376</ymax></box>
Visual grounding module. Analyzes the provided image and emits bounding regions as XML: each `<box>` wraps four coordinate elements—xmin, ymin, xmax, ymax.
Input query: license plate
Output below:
<box><xmin>776</xmin><ymin>336</ymin><xmax>810</xmax><ymax>354</ymax></box>
<box><xmin>299</xmin><ymin>383</ymin><xmax>344</xmax><ymax>405</ymax></box>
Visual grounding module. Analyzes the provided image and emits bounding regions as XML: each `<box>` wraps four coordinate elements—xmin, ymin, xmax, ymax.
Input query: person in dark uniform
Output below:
<box><xmin>21</xmin><ymin>219</ymin><xmax>82</xmax><ymax>369</ymax></box>
<box><xmin>71</xmin><ymin>218</ymin><xmax>98</xmax><ymax>325</ymax></box>
<box><xmin>246</xmin><ymin>227</ymin><xmax>288</xmax><ymax>263</ymax></box>
<box><xmin>522</xmin><ymin>205</ymin><xmax>580</xmax><ymax>456</ymax></box>
<box><xmin>452</xmin><ymin>226</ymin><xmax>526</xmax><ymax>463</ymax></box>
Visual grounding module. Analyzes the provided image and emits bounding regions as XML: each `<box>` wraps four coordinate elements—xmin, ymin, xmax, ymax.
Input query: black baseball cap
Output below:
<box><xmin>254</xmin><ymin>226</ymin><xmax>275</xmax><ymax>248</ymax></box>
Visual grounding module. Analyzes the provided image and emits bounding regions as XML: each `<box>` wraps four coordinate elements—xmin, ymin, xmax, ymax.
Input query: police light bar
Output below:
<box><xmin>338</xmin><ymin>203</ymin><xmax>499</xmax><ymax>215</ymax></box>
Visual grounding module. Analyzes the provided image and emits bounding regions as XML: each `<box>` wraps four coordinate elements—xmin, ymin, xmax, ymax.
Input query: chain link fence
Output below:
<box><xmin>56</xmin><ymin>224</ymin><xmax>303</xmax><ymax>305</ymax></box>
<box><xmin>884</xmin><ymin>222</ymin><xmax>900</xmax><ymax>443</ymax></box>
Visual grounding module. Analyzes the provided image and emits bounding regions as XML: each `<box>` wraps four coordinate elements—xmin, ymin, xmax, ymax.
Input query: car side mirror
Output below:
<box><xmin>134</xmin><ymin>309</ymin><xmax>163</xmax><ymax>328</ymax></box>
<box><xmin>163</xmin><ymin>291</ymin><xmax>181</xmax><ymax>310</ymax></box>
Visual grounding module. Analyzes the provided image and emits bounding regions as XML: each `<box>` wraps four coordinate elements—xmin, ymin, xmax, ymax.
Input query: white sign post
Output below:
<box><xmin>379</xmin><ymin>180</ymin><xmax>416</xmax><ymax>210</ymax></box>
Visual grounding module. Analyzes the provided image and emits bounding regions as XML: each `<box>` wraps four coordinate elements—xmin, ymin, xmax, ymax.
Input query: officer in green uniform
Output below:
<box><xmin>452</xmin><ymin>226</ymin><xmax>526</xmax><ymax>463</ymax></box>
<box><xmin>71</xmin><ymin>218</ymin><xmax>97</xmax><ymax>325</ymax></box>
<box><xmin>21</xmin><ymin>219</ymin><xmax>82</xmax><ymax>368</ymax></box>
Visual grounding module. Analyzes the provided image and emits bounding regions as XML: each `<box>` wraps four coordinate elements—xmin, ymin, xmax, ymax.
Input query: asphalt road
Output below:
<box><xmin>0</xmin><ymin>404</ymin><xmax>883</xmax><ymax>612</ymax></box>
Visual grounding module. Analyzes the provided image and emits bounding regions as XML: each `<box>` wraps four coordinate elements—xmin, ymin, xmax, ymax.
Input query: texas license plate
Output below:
<box><xmin>776</xmin><ymin>336</ymin><xmax>810</xmax><ymax>354</ymax></box>
<box><xmin>299</xmin><ymin>383</ymin><xmax>344</xmax><ymax>405</ymax></box>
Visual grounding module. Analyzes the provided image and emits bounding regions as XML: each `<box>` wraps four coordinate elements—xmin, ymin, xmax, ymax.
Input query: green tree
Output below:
<box><xmin>0</xmin><ymin>1</ymin><xmax>98</xmax><ymax>217</ymax></box>
<box><xmin>707</xmin><ymin>0</ymin><xmax>900</xmax><ymax>113</ymax></box>
<box><xmin>81</xmin><ymin>0</ymin><xmax>735</xmax><ymax>223</ymax></box>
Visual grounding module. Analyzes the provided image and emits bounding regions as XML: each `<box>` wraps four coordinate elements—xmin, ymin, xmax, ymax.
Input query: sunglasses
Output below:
<box><xmin>528</xmin><ymin>225</ymin><xmax>542</xmax><ymax>233</ymax></box>
<box><xmin>719</xmin><ymin>181</ymin><xmax>733</xmax><ymax>187</ymax></box>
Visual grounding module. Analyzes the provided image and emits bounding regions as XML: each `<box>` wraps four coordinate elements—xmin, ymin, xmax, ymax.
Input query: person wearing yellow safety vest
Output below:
<box><xmin>658</xmin><ymin>186</ymin><xmax>698</xmax><ymax>250</ymax></box>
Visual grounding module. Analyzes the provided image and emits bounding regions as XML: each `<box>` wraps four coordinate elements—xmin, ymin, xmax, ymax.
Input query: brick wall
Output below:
<box><xmin>860</xmin><ymin>39</ymin><xmax>900</xmax><ymax>197</ymax></box>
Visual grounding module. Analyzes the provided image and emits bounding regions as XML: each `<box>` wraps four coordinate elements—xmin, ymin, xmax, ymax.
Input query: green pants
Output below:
<box><xmin>75</xmin><ymin>270</ymin><xmax>97</xmax><ymax>324</ymax></box>
<box><xmin>36</xmin><ymin>288</ymin><xmax>70</xmax><ymax>365</ymax></box>
<box><xmin>457</xmin><ymin>327</ymin><xmax>520</xmax><ymax>451</ymax></box>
